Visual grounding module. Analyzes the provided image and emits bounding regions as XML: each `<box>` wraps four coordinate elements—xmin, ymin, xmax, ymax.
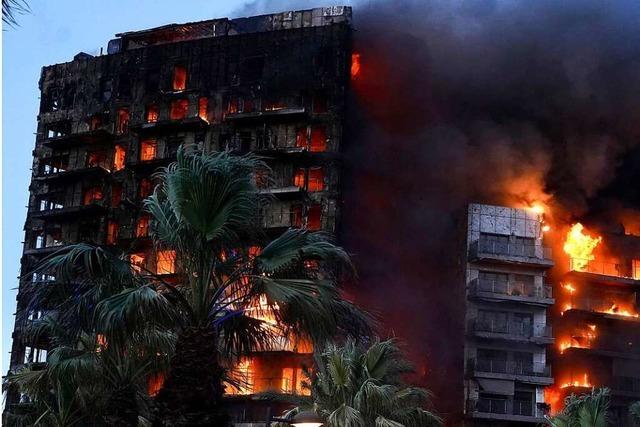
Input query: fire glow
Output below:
<box><xmin>560</xmin><ymin>373</ymin><xmax>593</xmax><ymax>389</ymax></box>
<box><xmin>350</xmin><ymin>53</ymin><xmax>361</xmax><ymax>79</ymax></box>
<box><xmin>563</xmin><ymin>223</ymin><xmax>602</xmax><ymax>271</ymax></box>
<box><xmin>558</xmin><ymin>324</ymin><xmax>597</xmax><ymax>353</ymax></box>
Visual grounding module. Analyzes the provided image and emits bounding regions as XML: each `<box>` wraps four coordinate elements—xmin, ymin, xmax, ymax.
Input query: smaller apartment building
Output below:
<box><xmin>463</xmin><ymin>203</ymin><xmax>555</xmax><ymax>426</ymax></box>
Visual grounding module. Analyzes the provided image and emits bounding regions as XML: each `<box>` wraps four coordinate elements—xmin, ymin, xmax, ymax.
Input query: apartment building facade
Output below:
<box><xmin>463</xmin><ymin>203</ymin><xmax>555</xmax><ymax>426</ymax></box>
<box><xmin>9</xmin><ymin>7</ymin><xmax>353</xmax><ymax>425</ymax></box>
<box><xmin>554</xmin><ymin>231</ymin><xmax>640</xmax><ymax>426</ymax></box>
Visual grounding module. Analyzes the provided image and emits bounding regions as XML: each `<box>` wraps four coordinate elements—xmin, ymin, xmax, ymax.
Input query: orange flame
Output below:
<box><xmin>603</xmin><ymin>302</ymin><xmax>639</xmax><ymax>318</ymax></box>
<box><xmin>563</xmin><ymin>223</ymin><xmax>602</xmax><ymax>271</ymax></box>
<box><xmin>351</xmin><ymin>53</ymin><xmax>361</xmax><ymax>79</ymax></box>
<box><xmin>560</xmin><ymin>373</ymin><xmax>592</xmax><ymax>389</ymax></box>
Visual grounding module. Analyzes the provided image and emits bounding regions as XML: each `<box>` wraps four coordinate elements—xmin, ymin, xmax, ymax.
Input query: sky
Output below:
<box><xmin>0</xmin><ymin>0</ymin><xmax>309</xmax><ymax>376</ymax></box>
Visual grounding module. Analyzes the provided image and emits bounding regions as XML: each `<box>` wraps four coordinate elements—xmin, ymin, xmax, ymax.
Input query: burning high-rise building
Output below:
<box><xmin>550</xmin><ymin>223</ymin><xmax>640</xmax><ymax>426</ymax></box>
<box><xmin>7</xmin><ymin>7</ymin><xmax>352</xmax><ymax>425</ymax></box>
<box><xmin>462</xmin><ymin>203</ymin><xmax>555</xmax><ymax>425</ymax></box>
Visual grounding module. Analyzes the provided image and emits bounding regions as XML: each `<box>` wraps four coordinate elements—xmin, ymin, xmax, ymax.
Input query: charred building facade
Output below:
<box><xmin>9</xmin><ymin>7</ymin><xmax>352</xmax><ymax>424</ymax></box>
<box><xmin>552</xmin><ymin>228</ymin><xmax>640</xmax><ymax>426</ymax></box>
<box><xmin>463</xmin><ymin>203</ymin><xmax>555</xmax><ymax>426</ymax></box>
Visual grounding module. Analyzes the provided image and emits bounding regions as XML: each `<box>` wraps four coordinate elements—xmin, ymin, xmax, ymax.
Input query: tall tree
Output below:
<box><xmin>91</xmin><ymin>148</ymin><xmax>370</xmax><ymax>426</ymax></box>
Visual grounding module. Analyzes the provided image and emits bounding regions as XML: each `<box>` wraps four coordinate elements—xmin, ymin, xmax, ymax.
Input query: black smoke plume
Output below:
<box><xmin>237</xmin><ymin>0</ymin><xmax>640</xmax><ymax>422</ymax></box>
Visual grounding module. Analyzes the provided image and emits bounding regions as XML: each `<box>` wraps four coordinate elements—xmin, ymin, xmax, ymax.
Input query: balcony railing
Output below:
<box><xmin>469</xmin><ymin>398</ymin><xmax>544</xmax><ymax>419</ymax></box>
<box><xmin>470</xmin><ymin>238</ymin><xmax>553</xmax><ymax>264</ymax></box>
<box><xmin>469</xmin><ymin>319</ymin><xmax>553</xmax><ymax>339</ymax></box>
<box><xmin>470</xmin><ymin>278</ymin><xmax>552</xmax><ymax>300</ymax></box>
<box><xmin>569</xmin><ymin>258</ymin><xmax>640</xmax><ymax>281</ymax></box>
<box><xmin>612</xmin><ymin>376</ymin><xmax>640</xmax><ymax>394</ymax></box>
<box><xmin>469</xmin><ymin>358</ymin><xmax>551</xmax><ymax>377</ymax></box>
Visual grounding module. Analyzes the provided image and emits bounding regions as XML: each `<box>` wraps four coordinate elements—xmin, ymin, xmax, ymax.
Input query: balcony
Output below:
<box><xmin>258</xmin><ymin>210</ymin><xmax>303</xmax><ymax>230</ymax></box>
<box><xmin>468</xmin><ymin>358</ymin><xmax>553</xmax><ymax>385</ymax></box>
<box><xmin>568</xmin><ymin>258</ymin><xmax>640</xmax><ymax>285</ymax></box>
<box><xmin>562</xmin><ymin>298</ymin><xmax>640</xmax><ymax>322</ymax></box>
<box><xmin>469</xmin><ymin>278</ymin><xmax>554</xmax><ymax>305</ymax></box>
<box><xmin>29</xmin><ymin>202</ymin><xmax>108</xmax><ymax>220</ymax></box>
<box><xmin>612</xmin><ymin>376</ymin><xmax>640</xmax><ymax>397</ymax></box>
<box><xmin>129</xmin><ymin>116</ymin><xmax>209</xmax><ymax>135</ymax></box>
<box><xmin>467</xmin><ymin>398</ymin><xmax>546</xmax><ymax>423</ymax></box>
<box><xmin>224</xmin><ymin>107</ymin><xmax>307</xmax><ymax>122</ymax></box>
<box><xmin>468</xmin><ymin>319</ymin><xmax>554</xmax><ymax>344</ymax></box>
<box><xmin>43</xmin><ymin>129</ymin><xmax>114</xmax><ymax>149</ymax></box>
<box><xmin>34</xmin><ymin>165</ymin><xmax>111</xmax><ymax>183</ymax></box>
<box><xmin>469</xmin><ymin>238</ymin><xmax>553</xmax><ymax>268</ymax></box>
<box><xmin>257</xmin><ymin>185</ymin><xmax>306</xmax><ymax>200</ymax></box>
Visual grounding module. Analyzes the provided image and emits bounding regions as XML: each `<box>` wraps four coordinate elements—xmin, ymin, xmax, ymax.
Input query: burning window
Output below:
<box><xmin>140</xmin><ymin>140</ymin><xmax>157</xmax><ymax>161</ymax></box>
<box><xmin>139</xmin><ymin>178</ymin><xmax>153</xmax><ymax>198</ymax></box>
<box><xmin>113</xmin><ymin>145</ymin><xmax>126</xmax><ymax>171</ymax></box>
<box><xmin>83</xmin><ymin>187</ymin><xmax>103</xmax><ymax>205</ymax></box>
<box><xmin>116</xmin><ymin>108</ymin><xmax>129</xmax><ymax>135</ymax></box>
<box><xmin>226</xmin><ymin>358</ymin><xmax>254</xmax><ymax>395</ymax></box>
<box><xmin>295</xmin><ymin>127</ymin><xmax>308</xmax><ymax>148</ymax></box>
<box><xmin>308</xmin><ymin>168</ymin><xmax>324</xmax><ymax>192</ymax></box>
<box><xmin>351</xmin><ymin>53</ymin><xmax>361</xmax><ymax>79</ymax></box>
<box><xmin>228</xmin><ymin>97</ymin><xmax>239</xmax><ymax>114</ymax></box>
<box><xmin>293</xmin><ymin>168</ymin><xmax>305</xmax><ymax>188</ymax></box>
<box><xmin>90</xmin><ymin>114</ymin><xmax>102</xmax><ymax>131</ymax></box>
<box><xmin>198</xmin><ymin>97</ymin><xmax>209</xmax><ymax>122</ymax></box>
<box><xmin>148</xmin><ymin>373</ymin><xmax>164</xmax><ymax>397</ymax></box>
<box><xmin>156</xmin><ymin>250</ymin><xmax>176</xmax><ymax>275</ymax></box>
<box><xmin>130</xmin><ymin>253</ymin><xmax>146</xmax><ymax>273</ymax></box>
<box><xmin>170</xmin><ymin>99</ymin><xmax>189</xmax><ymax>120</ymax></box>
<box><xmin>86</xmin><ymin>151</ymin><xmax>106</xmax><ymax>168</ymax></box>
<box><xmin>307</xmin><ymin>204</ymin><xmax>322</xmax><ymax>231</ymax></box>
<box><xmin>111</xmin><ymin>184</ymin><xmax>122</xmax><ymax>207</ymax></box>
<box><xmin>107</xmin><ymin>221</ymin><xmax>118</xmax><ymax>245</ymax></box>
<box><xmin>292</xmin><ymin>205</ymin><xmax>303</xmax><ymax>228</ymax></box>
<box><xmin>310</xmin><ymin>126</ymin><xmax>327</xmax><ymax>152</ymax></box>
<box><xmin>146</xmin><ymin>104</ymin><xmax>159</xmax><ymax>123</ymax></box>
<box><xmin>136</xmin><ymin>215</ymin><xmax>150</xmax><ymax>238</ymax></box>
<box><xmin>172</xmin><ymin>65</ymin><xmax>187</xmax><ymax>91</ymax></box>
<box><xmin>633</xmin><ymin>259</ymin><xmax>640</xmax><ymax>280</ymax></box>
<box><xmin>282</xmin><ymin>368</ymin><xmax>295</xmax><ymax>393</ymax></box>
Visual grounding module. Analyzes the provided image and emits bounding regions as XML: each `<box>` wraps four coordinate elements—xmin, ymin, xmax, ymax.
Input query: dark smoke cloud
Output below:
<box><xmin>236</xmin><ymin>0</ymin><xmax>640</xmax><ymax>422</ymax></box>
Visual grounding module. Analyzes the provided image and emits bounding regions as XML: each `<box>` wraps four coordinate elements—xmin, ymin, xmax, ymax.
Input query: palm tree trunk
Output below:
<box><xmin>103</xmin><ymin>384</ymin><xmax>138</xmax><ymax>426</ymax></box>
<box><xmin>153</xmin><ymin>326</ymin><xmax>227</xmax><ymax>426</ymax></box>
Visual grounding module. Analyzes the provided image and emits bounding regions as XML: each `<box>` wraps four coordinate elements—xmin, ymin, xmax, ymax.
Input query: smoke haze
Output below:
<box><xmin>235</xmin><ymin>0</ymin><xmax>640</xmax><ymax>422</ymax></box>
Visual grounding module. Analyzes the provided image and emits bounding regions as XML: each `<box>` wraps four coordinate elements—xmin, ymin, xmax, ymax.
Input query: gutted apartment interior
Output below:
<box><xmin>463</xmin><ymin>203</ymin><xmax>555</xmax><ymax>426</ymax></box>
<box><xmin>552</xmin><ymin>229</ymin><xmax>640</xmax><ymax>427</ymax></box>
<box><xmin>9</xmin><ymin>7</ymin><xmax>352</xmax><ymax>425</ymax></box>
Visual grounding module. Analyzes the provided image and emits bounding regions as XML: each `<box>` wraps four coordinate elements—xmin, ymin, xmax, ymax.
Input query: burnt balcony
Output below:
<box><xmin>468</xmin><ymin>358</ymin><xmax>553</xmax><ymax>385</ymax></box>
<box><xmin>468</xmin><ymin>319</ymin><xmax>554</xmax><ymax>344</ymax></box>
<box><xmin>34</xmin><ymin>165</ymin><xmax>111</xmax><ymax>183</ymax></box>
<box><xmin>130</xmin><ymin>116</ymin><xmax>209</xmax><ymax>135</ymax></box>
<box><xmin>29</xmin><ymin>201</ymin><xmax>109</xmax><ymax>220</ymax></box>
<box><xmin>258</xmin><ymin>209</ymin><xmax>303</xmax><ymax>230</ymax></box>
<box><xmin>224</xmin><ymin>107</ymin><xmax>307</xmax><ymax>122</ymax></box>
<box><xmin>469</xmin><ymin>238</ymin><xmax>553</xmax><ymax>267</ymax></box>
<box><xmin>467</xmin><ymin>398</ymin><xmax>546</xmax><ymax>423</ymax></box>
<box><xmin>469</xmin><ymin>278</ymin><xmax>554</xmax><ymax>305</ymax></box>
<box><xmin>257</xmin><ymin>185</ymin><xmax>306</xmax><ymax>200</ymax></box>
<box><xmin>562</xmin><ymin>298</ymin><xmax>640</xmax><ymax>322</ymax></box>
<box><xmin>43</xmin><ymin>129</ymin><xmax>114</xmax><ymax>149</ymax></box>
<box><xmin>568</xmin><ymin>258</ymin><xmax>640</xmax><ymax>285</ymax></box>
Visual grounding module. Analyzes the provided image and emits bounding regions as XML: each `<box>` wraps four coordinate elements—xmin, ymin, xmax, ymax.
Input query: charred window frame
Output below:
<box><xmin>43</xmin><ymin>87</ymin><xmax>61</xmax><ymax>112</ymax></box>
<box><xmin>146</xmin><ymin>69</ymin><xmax>160</xmax><ymax>93</ymax></box>
<box><xmin>100</xmin><ymin>78</ymin><xmax>113</xmax><ymax>103</ymax></box>
<box><xmin>172</xmin><ymin>64</ymin><xmax>188</xmax><ymax>91</ymax></box>
<box><xmin>239</xmin><ymin>56</ymin><xmax>265</xmax><ymax>84</ymax></box>
<box><xmin>116</xmin><ymin>75</ymin><xmax>132</xmax><ymax>100</ymax></box>
<box><xmin>46</xmin><ymin>120</ymin><xmax>72</xmax><ymax>139</ymax></box>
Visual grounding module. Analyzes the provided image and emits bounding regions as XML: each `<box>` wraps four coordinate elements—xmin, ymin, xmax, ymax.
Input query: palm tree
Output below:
<box><xmin>5</xmin><ymin>245</ymin><xmax>175</xmax><ymax>426</ymax></box>
<box><xmin>2</xmin><ymin>0</ymin><xmax>29</xmax><ymax>27</ymax></box>
<box><xmin>630</xmin><ymin>401</ymin><xmax>640</xmax><ymax>426</ymax></box>
<box><xmin>275</xmin><ymin>338</ymin><xmax>441</xmax><ymax>427</ymax></box>
<box><xmin>91</xmin><ymin>148</ymin><xmax>370</xmax><ymax>426</ymax></box>
<box><xmin>545</xmin><ymin>388</ymin><xmax>610</xmax><ymax>427</ymax></box>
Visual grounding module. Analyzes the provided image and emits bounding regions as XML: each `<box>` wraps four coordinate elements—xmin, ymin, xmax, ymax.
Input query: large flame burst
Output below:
<box><xmin>563</xmin><ymin>223</ymin><xmax>602</xmax><ymax>271</ymax></box>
